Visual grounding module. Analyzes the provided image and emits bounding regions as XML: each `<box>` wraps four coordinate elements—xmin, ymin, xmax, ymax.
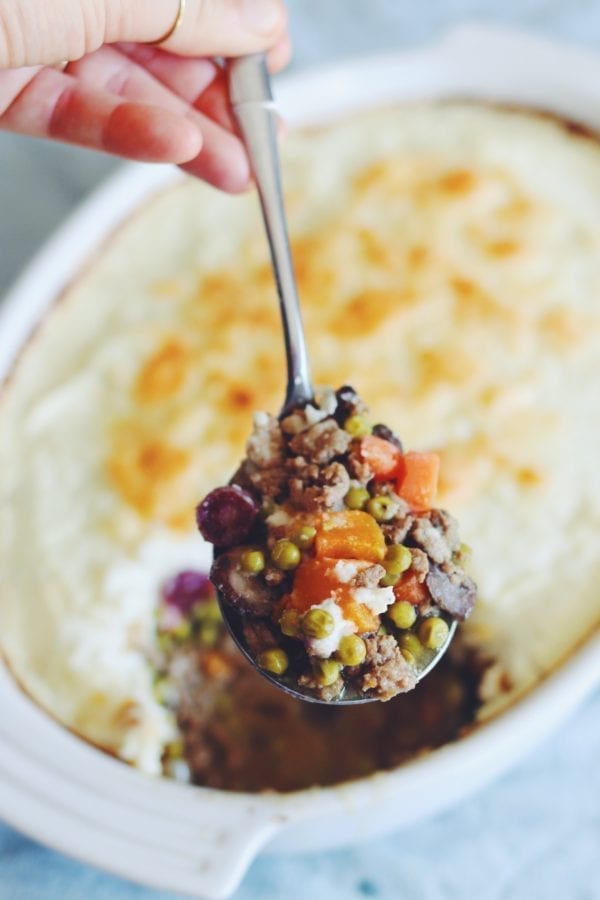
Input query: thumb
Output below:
<box><xmin>0</xmin><ymin>0</ymin><xmax>287</xmax><ymax>68</ymax></box>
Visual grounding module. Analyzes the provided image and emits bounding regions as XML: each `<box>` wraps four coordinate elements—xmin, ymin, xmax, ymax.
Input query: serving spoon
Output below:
<box><xmin>221</xmin><ymin>54</ymin><xmax>456</xmax><ymax>704</ymax></box>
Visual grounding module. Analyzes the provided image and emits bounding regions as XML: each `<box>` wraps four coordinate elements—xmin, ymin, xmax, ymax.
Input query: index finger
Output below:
<box><xmin>0</xmin><ymin>66</ymin><xmax>203</xmax><ymax>163</ymax></box>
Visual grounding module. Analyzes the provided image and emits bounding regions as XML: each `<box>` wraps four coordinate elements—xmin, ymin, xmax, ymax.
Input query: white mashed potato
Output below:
<box><xmin>0</xmin><ymin>103</ymin><xmax>598</xmax><ymax>772</ymax></box>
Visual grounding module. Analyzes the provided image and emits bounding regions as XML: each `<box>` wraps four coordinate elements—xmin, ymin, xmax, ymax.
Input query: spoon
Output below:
<box><xmin>221</xmin><ymin>54</ymin><xmax>456</xmax><ymax>704</ymax></box>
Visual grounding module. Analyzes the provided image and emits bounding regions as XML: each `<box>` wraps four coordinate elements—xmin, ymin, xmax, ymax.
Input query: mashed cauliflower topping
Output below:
<box><xmin>305</xmin><ymin>598</ymin><xmax>356</xmax><ymax>658</ymax></box>
<box><xmin>0</xmin><ymin>102</ymin><xmax>599</xmax><ymax>769</ymax></box>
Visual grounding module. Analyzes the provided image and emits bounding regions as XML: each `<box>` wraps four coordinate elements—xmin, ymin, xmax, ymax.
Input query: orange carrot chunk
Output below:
<box><xmin>286</xmin><ymin>558</ymin><xmax>344</xmax><ymax>612</ymax></box>
<box><xmin>315</xmin><ymin>510</ymin><xmax>386</xmax><ymax>562</ymax></box>
<box><xmin>338</xmin><ymin>598</ymin><xmax>380</xmax><ymax>635</ymax></box>
<box><xmin>396</xmin><ymin>451</ymin><xmax>440</xmax><ymax>512</ymax></box>
<box><xmin>393</xmin><ymin>571</ymin><xmax>430</xmax><ymax>607</ymax></box>
<box><xmin>359</xmin><ymin>435</ymin><xmax>403</xmax><ymax>481</ymax></box>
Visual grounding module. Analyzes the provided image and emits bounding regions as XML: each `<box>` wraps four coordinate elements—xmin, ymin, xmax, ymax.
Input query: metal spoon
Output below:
<box><xmin>221</xmin><ymin>54</ymin><xmax>456</xmax><ymax>704</ymax></box>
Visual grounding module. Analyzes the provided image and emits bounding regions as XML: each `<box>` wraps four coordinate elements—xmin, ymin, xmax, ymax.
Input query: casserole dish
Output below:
<box><xmin>0</xmin><ymin>24</ymin><xmax>599</xmax><ymax>898</ymax></box>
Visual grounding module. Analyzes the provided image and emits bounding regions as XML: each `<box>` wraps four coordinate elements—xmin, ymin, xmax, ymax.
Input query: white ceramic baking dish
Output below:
<box><xmin>0</xmin><ymin>23</ymin><xmax>599</xmax><ymax>899</ymax></box>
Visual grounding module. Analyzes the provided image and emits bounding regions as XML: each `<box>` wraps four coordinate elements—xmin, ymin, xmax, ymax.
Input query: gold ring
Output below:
<box><xmin>148</xmin><ymin>0</ymin><xmax>187</xmax><ymax>46</ymax></box>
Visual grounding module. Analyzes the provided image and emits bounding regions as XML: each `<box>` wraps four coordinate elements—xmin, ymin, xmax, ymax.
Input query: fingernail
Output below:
<box><xmin>241</xmin><ymin>0</ymin><xmax>283</xmax><ymax>34</ymax></box>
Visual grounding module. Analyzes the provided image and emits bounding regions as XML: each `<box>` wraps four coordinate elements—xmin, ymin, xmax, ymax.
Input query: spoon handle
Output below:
<box><xmin>228</xmin><ymin>54</ymin><xmax>313</xmax><ymax>414</ymax></box>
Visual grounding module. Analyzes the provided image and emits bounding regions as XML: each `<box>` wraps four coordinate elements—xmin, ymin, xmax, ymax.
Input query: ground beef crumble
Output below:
<box><xmin>288</xmin><ymin>458</ymin><xmax>350</xmax><ymax>511</ymax></box>
<box><xmin>411</xmin><ymin>515</ymin><xmax>454</xmax><ymax>565</ymax></box>
<box><xmin>362</xmin><ymin>634</ymin><xmax>417</xmax><ymax>700</ymax></box>
<box><xmin>246</xmin><ymin>412</ymin><xmax>285</xmax><ymax>468</ymax></box>
<box><xmin>289</xmin><ymin>418</ymin><xmax>352</xmax><ymax>464</ymax></box>
<box><xmin>354</xmin><ymin>563</ymin><xmax>386</xmax><ymax>588</ymax></box>
<box><xmin>408</xmin><ymin>547</ymin><xmax>430</xmax><ymax>582</ymax></box>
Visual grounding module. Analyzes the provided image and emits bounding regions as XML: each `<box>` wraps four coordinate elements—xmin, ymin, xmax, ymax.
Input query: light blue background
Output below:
<box><xmin>1</xmin><ymin>2</ymin><xmax>599</xmax><ymax>898</ymax></box>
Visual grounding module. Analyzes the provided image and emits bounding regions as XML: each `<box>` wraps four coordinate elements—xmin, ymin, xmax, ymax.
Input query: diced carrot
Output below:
<box><xmin>359</xmin><ymin>435</ymin><xmax>403</xmax><ymax>480</ymax></box>
<box><xmin>201</xmin><ymin>650</ymin><xmax>235</xmax><ymax>679</ymax></box>
<box><xmin>393</xmin><ymin>571</ymin><xmax>430</xmax><ymax>607</ymax></box>
<box><xmin>280</xmin><ymin>557</ymin><xmax>381</xmax><ymax>634</ymax></box>
<box><xmin>337</xmin><ymin>598</ymin><xmax>379</xmax><ymax>634</ymax></box>
<box><xmin>396</xmin><ymin>451</ymin><xmax>440</xmax><ymax>512</ymax></box>
<box><xmin>285</xmin><ymin>558</ymin><xmax>344</xmax><ymax>613</ymax></box>
<box><xmin>315</xmin><ymin>510</ymin><xmax>386</xmax><ymax>562</ymax></box>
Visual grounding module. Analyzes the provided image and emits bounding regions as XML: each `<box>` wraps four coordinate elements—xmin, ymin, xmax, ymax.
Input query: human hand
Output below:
<box><xmin>0</xmin><ymin>0</ymin><xmax>290</xmax><ymax>191</ymax></box>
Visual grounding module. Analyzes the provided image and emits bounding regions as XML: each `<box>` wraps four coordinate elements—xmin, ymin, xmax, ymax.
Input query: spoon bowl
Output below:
<box><xmin>222</xmin><ymin>55</ymin><xmax>458</xmax><ymax>704</ymax></box>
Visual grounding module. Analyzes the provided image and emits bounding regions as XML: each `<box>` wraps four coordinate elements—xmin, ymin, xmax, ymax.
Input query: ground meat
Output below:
<box><xmin>411</xmin><ymin>515</ymin><xmax>453</xmax><ymax>565</ymax></box>
<box><xmin>380</xmin><ymin>491</ymin><xmax>413</xmax><ymax>543</ymax></box>
<box><xmin>280</xmin><ymin>411</ymin><xmax>309</xmax><ymax>435</ymax></box>
<box><xmin>244</xmin><ymin>461</ymin><xmax>287</xmax><ymax>500</ymax></box>
<box><xmin>289</xmin><ymin>418</ymin><xmax>351</xmax><ymax>465</ymax></box>
<box><xmin>313</xmin><ymin>387</ymin><xmax>338</xmax><ymax>416</ymax></box>
<box><xmin>429</xmin><ymin>509</ymin><xmax>461</xmax><ymax>554</ymax></box>
<box><xmin>288</xmin><ymin>458</ymin><xmax>350</xmax><ymax>512</ymax></box>
<box><xmin>246</xmin><ymin>413</ymin><xmax>285</xmax><ymax>468</ymax></box>
<box><xmin>165</xmin><ymin>630</ymin><xmax>480</xmax><ymax>792</ymax></box>
<box><xmin>280</xmin><ymin>404</ymin><xmax>328</xmax><ymax>435</ymax></box>
<box><xmin>381</xmin><ymin>518</ymin><xmax>413</xmax><ymax>544</ymax></box>
<box><xmin>408</xmin><ymin>547</ymin><xmax>429</xmax><ymax>583</ymax></box>
<box><xmin>361</xmin><ymin>634</ymin><xmax>417</xmax><ymax>700</ymax></box>
<box><xmin>298</xmin><ymin>671</ymin><xmax>344</xmax><ymax>701</ymax></box>
<box><xmin>346</xmin><ymin>445</ymin><xmax>374</xmax><ymax>485</ymax></box>
<box><xmin>354</xmin><ymin>563</ymin><xmax>386</xmax><ymax>588</ymax></box>
<box><xmin>242</xmin><ymin>619</ymin><xmax>280</xmax><ymax>657</ymax></box>
<box><xmin>427</xmin><ymin>563</ymin><xmax>477</xmax><ymax>621</ymax></box>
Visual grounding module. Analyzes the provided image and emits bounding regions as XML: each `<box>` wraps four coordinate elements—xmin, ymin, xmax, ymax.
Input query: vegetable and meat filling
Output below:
<box><xmin>197</xmin><ymin>387</ymin><xmax>477</xmax><ymax>701</ymax></box>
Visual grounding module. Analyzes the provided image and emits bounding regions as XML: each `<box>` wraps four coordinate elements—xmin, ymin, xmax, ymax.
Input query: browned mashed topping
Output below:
<box><xmin>2</xmin><ymin>103</ymin><xmax>598</xmax><ymax>778</ymax></box>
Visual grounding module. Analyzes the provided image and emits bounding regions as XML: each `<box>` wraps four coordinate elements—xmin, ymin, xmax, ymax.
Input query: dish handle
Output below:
<box><xmin>185</xmin><ymin>803</ymin><xmax>288</xmax><ymax>899</ymax></box>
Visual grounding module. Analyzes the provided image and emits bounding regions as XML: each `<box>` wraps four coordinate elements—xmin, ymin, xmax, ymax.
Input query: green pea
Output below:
<box><xmin>337</xmin><ymin>634</ymin><xmax>367</xmax><ymax>666</ymax></box>
<box><xmin>258</xmin><ymin>648</ymin><xmax>289</xmax><ymax>675</ymax></box>
<box><xmin>164</xmin><ymin>739</ymin><xmax>184</xmax><ymax>761</ymax></box>
<box><xmin>380</xmin><ymin>569</ymin><xmax>401</xmax><ymax>587</ymax></box>
<box><xmin>171</xmin><ymin>619</ymin><xmax>192</xmax><ymax>641</ymax></box>
<box><xmin>343</xmin><ymin>415</ymin><xmax>372</xmax><ymax>438</ymax></box>
<box><xmin>315</xmin><ymin>658</ymin><xmax>343</xmax><ymax>687</ymax></box>
<box><xmin>418</xmin><ymin>617</ymin><xmax>450</xmax><ymax>650</ymax></box>
<box><xmin>302</xmin><ymin>608</ymin><xmax>335</xmax><ymax>639</ymax></box>
<box><xmin>401</xmin><ymin>648</ymin><xmax>416</xmax><ymax>666</ymax></box>
<box><xmin>385</xmin><ymin>544</ymin><xmax>412</xmax><ymax>573</ymax></box>
<box><xmin>366</xmin><ymin>496</ymin><xmax>396</xmax><ymax>522</ymax></box>
<box><xmin>152</xmin><ymin>676</ymin><xmax>173</xmax><ymax>704</ymax></box>
<box><xmin>399</xmin><ymin>632</ymin><xmax>424</xmax><ymax>661</ymax></box>
<box><xmin>293</xmin><ymin>525</ymin><xmax>317</xmax><ymax>550</ymax></box>
<box><xmin>271</xmin><ymin>539</ymin><xmax>301</xmax><ymax>571</ymax></box>
<box><xmin>193</xmin><ymin>598</ymin><xmax>222</xmax><ymax>625</ymax></box>
<box><xmin>344</xmin><ymin>486</ymin><xmax>370</xmax><ymax>510</ymax></box>
<box><xmin>199</xmin><ymin>622</ymin><xmax>220</xmax><ymax>648</ymax></box>
<box><xmin>280</xmin><ymin>608</ymin><xmax>301</xmax><ymax>638</ymax></box>
<box><xmin>458</xmin><ymin>542</ymin><xmax>472</xmax><ymax>565</ymax></box>
<box><xmin>241</xmin><ymin>549</ymin><xmax>266</xmax><ymax>574</ymax></box>
<box><xmin>157</xmin><ymin>633</ymin><xmax>174</xmax><ymax>655</ymax></box>
<box><xmin>387</xmin><ymin>600</ymin><xmax>417</xmax><ymax>629</ymax></box>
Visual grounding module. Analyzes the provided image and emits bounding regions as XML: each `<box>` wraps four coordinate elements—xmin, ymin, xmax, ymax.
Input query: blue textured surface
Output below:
<box><xmin>1</xmin><ymin>1</ymin><xmax>600</xmax><ymax>897</ymax></box>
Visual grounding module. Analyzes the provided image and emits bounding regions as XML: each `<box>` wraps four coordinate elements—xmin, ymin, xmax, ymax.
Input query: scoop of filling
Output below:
<box><xmin>196</xmin><ymin>386</ymin><xmax>477</xmax><ymax>701</ymax></box>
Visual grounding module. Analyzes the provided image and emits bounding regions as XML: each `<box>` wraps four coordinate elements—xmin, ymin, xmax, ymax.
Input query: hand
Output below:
<box><xmin>0</xmin><ymin>0</ymin><xmax>290</xmax><ymax>191</ymax></box>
